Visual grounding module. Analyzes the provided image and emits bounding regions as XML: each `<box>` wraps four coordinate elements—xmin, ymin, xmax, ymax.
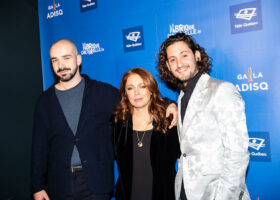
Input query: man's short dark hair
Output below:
<box><xmin>157</xmin><ymin>32</ymin><xmax>212</xmax><ymax>87</ymax></box>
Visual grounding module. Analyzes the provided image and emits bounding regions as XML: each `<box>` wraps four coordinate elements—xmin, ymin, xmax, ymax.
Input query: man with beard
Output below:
<box><xmin>31</xmin><ymin>39</ymin><xmax>178</xmax><ymax>200</ymax></box>
<box><xmin>157</xmin><ymin>33</ymin><xmax>250</xmax><ymax>200</ymax></box>
<box><xmin>31</xmin><ymin>39</ymin><xmax>119</xmax><ymax>200</ymax></box>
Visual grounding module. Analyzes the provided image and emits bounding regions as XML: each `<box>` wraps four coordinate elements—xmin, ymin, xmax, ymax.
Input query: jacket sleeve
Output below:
<box><xmin>30</xmin><ymin>97</ymin><xmax>49</xmax><ymax>194</ymax></box>
<box><xmin>111</xmin><ymin>120</ymin><xmax>117</xmax><ymax>159</ymax></box>
<box><xmin>111</xmin><ymin>120</ymin><xmax>123</xmax><ymax>160</ymax></box>
<box><xmin>163</xmin><ymin>97</ymin><xmax>177</xmax><ymax>107</ymax></box>
<box><xmin>167</xmin><ymin>126</ymin><xmax>181</xmax><ymax>159</ymax></box>
<box><xmin>214</xmin><ymin>82</ymin><xmax>250</xmax><ymax>200</ymax></box>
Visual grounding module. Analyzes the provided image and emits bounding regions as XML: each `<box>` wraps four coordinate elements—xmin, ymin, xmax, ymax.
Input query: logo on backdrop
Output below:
<box><xmin>168</xmin><ymin>24</ymin><xmax>202</xmax><ymax>37</ymax></box>
<box><xmin>248</xmin><ymin>132</ymin><xmax>271</xmax><ymax>162</ymax></box>
<box><xmin>122</xmin><ymin>26</ymin><xmax>144</xmax><ymax>52</ymax></box>
<box><xmin>80</xmin><ymin>0</ymin><xmax>97</xmax><ymax>12</ymax></box>
<box><xmin>229</xmin><ymin>0</ymin><xmax>263</xmax><ymax>34</ymax></box>
<box><xmin>81</xmin><ymin>42</ymin><xmax>104</xmax><ymax>55</ymax></box>
<box><xmin>235</xmin><ymin>8</ymin><xmax>257</xmax><ymax>20</ymax></box>
<box><xmin>47</xmin><ymin>0</ymin><xmax>63</xmax><ymax>19</ymax></box>
<box><xmin>235</xmin><ymin>67</ymin><xmax>268</xmax><ymax>92</ymax></box>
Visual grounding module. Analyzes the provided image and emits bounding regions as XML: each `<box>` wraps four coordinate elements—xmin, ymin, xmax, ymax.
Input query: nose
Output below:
<box><xmin>57</xmin><ymin>59</ymin><xmax>65</xmax><ymax>69</ymax></box>
<box><xmin>135</xmin><ymin>87</ymin><xmax>140</xmax><ymax>95</ymax></box>
<box><xmin>56</xmin><ymin>60</ymin><xmax>61</xmax><ymax>68</ymax></box>
<box><xmin>178</xmin><ymin>58</ymin><xmax>183</xmax><ymax>68</ymax></box>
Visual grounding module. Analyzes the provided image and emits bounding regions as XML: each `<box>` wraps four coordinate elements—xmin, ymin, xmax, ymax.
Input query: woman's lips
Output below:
<box><xmin>134</xmin><ymin>98</ymin><xmax>142</xmax><ymax>102</ymax></box>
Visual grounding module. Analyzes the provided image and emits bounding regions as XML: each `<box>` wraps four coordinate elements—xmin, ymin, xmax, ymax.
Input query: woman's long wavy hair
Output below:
<box><xmin>157</xmin><ymin>32</ymin><xmax>212</xmax><ymax>87</ymax></box>
<box><xmin>114</xmin><ymin>67</ymin><xmax>171</xmax><ymax>134</ymax></box>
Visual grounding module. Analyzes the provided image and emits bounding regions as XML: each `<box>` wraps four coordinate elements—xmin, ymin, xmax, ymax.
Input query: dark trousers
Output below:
<box><xmin>180</xmin><ymin>181</ymin><xmax>188</xmax><ymax>200</ymax></box>
<box><xmin>65</xmin><ymin>170</ymin><xmax>110</xmax><ymax>200</ymax></box>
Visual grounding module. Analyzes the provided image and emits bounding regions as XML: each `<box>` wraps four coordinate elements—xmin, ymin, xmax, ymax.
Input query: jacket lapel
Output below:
<box><xmin>50</xmin><ymin>86</ymin><xmax>75</xmax><ymax>138</ymax></box>
<box><xmin>115</xmin><ymin>118</ymin><xmax>133</xmax><ymax>199</ymax></box>
<box><xmin>75</xmin><ymin>76</ymin><xmax>91</xmax><ymax>138</ymax></box>
<box><xmin>180</xmin><ymin>73</ymin><xmax>210</xmax><ymax>140</ymax></box>
<box><xmin>177</xmin><ymin>91</ymin><xmax>184</xmax><ymax>140</ymax></box>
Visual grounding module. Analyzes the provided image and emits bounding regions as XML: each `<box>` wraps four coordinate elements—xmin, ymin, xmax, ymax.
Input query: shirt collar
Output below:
<box><xmin>179</xmin><ymin>72</ymin><xmax>202</xmax><ymax>93</ymax></box>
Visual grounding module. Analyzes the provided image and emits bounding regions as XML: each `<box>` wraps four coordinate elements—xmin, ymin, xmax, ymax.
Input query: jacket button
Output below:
<box><xmin>183</xmin><ymin>153</ymin><xmax>187</xmax><ymax>157</ymax></box>
<box><xmin>75</xmin><ymin>138</ymin><xmax>80</xmax><ymax>142</ymax></box>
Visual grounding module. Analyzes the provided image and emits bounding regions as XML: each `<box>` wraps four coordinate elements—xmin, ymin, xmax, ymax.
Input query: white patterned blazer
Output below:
<box><xmin>175</xmin><ymin>73</ymin><xmax>250</xmax><ymax>200</ymax></box>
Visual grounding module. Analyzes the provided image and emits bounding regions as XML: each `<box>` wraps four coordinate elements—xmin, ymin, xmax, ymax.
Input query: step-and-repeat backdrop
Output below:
<box><xmin>38</xmin><ymin>0</ymin><xmax>280</xmax><ymax>199</ymax></box>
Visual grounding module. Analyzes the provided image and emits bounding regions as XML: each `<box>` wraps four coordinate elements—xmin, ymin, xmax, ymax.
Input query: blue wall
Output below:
<box><xmin>38</xmin><ymin>0</ymin><xmax>280</xmax><ymax>199</ymax></box>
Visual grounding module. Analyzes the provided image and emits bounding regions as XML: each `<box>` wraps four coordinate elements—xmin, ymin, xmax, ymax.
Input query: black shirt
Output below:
<box><xmin>131</xmin><ymin>129</ymin><xmax>153</xmax><ymax>200</ymax></box>
<box><xmin>179</xmin><ymin>72</ymin><xmax>202</xmax><ymax>121</ymax></box>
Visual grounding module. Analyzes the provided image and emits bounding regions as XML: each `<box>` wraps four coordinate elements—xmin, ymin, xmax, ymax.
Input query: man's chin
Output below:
<box><xmin>60</xmin><ymin>78</ymin><xmax>71</xmax><ymax>82</ymax></box>
<box><xmin>177</xmin><ymin>76</ymin><xmax>189</xmax><ymax>83</ymax></box>
<box><xmin>59</xmin><ymin>75</ymin><xmax>72</xmax><ymax>82</ymax></box>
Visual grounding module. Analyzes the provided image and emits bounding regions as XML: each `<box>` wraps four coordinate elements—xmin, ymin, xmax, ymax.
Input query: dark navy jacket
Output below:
<box><xmin>31</xmin><ymin>75</ymin><xmax>119</xmax><ymax>199</ymax></box>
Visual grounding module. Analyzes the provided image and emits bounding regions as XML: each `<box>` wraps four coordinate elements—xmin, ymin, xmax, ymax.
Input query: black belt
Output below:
<box><xmin>70</xmin><ymin>165</ymin><xmax>83</xmax><ymax>173</ymax></box>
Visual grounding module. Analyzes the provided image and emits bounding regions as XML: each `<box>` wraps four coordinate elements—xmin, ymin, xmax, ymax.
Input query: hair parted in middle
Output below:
<box><xmin>157</xmin><ymin>32</ymin><xmax>212</xmax><ymax>87</ymax></box>
<box><xmin>114</xmin><ymin>67</ymin><xmax>171</xmax><ymax>134</ymax></box>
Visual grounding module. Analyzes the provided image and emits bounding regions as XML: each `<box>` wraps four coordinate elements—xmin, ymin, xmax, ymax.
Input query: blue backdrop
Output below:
<box><xmin>38</xmin><ymin>0</ymin><xmax>280</xmax><ymax>199</ymax></box>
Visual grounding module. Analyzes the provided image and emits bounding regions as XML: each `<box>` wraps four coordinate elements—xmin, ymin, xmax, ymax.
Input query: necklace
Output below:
<box><xmin>136</xmin><ymin>130</ymin><xmax>146</xmax><ymax>147</ymax></box>
<box><xmin>133</xmin><ymin>117</ymin><xmax>153</xmax><ymax>148</ymax></box>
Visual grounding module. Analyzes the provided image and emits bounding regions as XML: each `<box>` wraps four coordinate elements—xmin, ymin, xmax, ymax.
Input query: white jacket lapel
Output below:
<box><xmin>177</xmin><ymin>91</ymin><xmax>184</xmax><ymax>141</ymax></box>
<box><xmin>180</xmin><ymin>73</ymin><xmax>211</xmax><ymax>140</ymax></box>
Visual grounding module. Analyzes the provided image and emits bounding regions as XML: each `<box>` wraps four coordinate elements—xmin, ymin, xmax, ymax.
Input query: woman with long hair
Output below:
<box><xmin>112</xmin><ymin>67</ymin><xmax>180</xmax><ymax>200</ymax></box>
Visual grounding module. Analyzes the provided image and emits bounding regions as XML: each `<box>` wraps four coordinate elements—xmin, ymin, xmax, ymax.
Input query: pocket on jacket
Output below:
<box><xmin>96</xmin><ymin>160</ymin><xmax>114</xmax><ymax>179</ymax></box>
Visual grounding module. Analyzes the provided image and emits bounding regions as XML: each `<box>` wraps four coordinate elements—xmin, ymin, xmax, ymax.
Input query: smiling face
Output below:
<box><xmin>49</xmin><ymin>40</ymin><xmax>81</xmax><ymax>82</ymax></box>
<box><xmin>125</xmin><ymin>73</ymin><xmax>152</xmax><ymax>111</ymax></box>
<box><xmin>166</xmin><ymin>41</ymin><xmax>201</xmax><ymax>86</ymax></box>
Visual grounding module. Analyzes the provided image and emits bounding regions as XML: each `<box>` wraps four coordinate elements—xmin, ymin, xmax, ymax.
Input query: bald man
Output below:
<box><xmin>31</xmin><ymin>39</ymin><xmax>120</xmax><ymax>200</ymax></box>
<box><xmin>31</xmin><ymin>39</ymin><xmax>178</xmax><ymax>200</ymax></box>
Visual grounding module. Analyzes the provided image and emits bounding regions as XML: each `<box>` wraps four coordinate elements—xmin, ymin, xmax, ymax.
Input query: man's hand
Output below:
<box><xmin>34</xmin><ymin>190</ymin><xmax>50</xmax><ymax>200</ymax></box>
<box><xmin>166</xmin><ymin>103</ymin><xmax>178</xmax><ymax>128</ymax></box>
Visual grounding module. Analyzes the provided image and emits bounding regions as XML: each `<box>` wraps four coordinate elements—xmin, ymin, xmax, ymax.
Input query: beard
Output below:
<box><xmin>176</xmin><ymin>66</ymin><xmax>198</xmax><ymax>83</ymax></box>
<box><xmin>56</xmin><ymin>66</ymin><xmax>78</xmax><ymax>82</ymax></box>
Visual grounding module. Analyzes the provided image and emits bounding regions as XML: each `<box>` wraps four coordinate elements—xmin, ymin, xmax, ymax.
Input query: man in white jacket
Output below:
<box><xmin>157</xmin><ymin>32</ymin><xmax>250</xmax><ymax>200</ymax></box>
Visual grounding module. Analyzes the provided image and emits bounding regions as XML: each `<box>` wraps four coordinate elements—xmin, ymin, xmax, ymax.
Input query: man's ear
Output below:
<box><xmin>77</xmin><ymin>54</ymin><xmax>82</xmax><ymax>66</ymax></box>
<box><xmin>195</xmin><ymin>51</ymin><xmax>201</xmax><ymax>62</ymax></box>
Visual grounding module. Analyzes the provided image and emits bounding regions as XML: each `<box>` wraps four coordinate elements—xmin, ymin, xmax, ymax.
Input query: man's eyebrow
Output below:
<box><xmin>62</xmin><ymin>54</ymin><xmax>72</xmax><ymax>57</ymax></box>
<box><xmin>167</xmin><ymin>55</ymin><xmax>175</xmax><ymax>60</ymax></box>
<box><xmin>51</xmin><ymin>54</ymin><xmax>73</xmax><ymax>59</ymax></box>
<box><xmin>179</xmin><ymin>50</ymin><xmax>189</xmax><ymax>54</ymax></box>
<box><xmin>167</xmin><ymin>50</ymin><xmax>189</xmax><ymax>60</ymax></box>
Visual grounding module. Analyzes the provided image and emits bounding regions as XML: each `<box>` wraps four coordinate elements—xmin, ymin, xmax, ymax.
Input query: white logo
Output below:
<box><xmin>126</xmin><ymin>32</ymin><xmax>141</xmax><ymax>42</ymax></box>
<box><xmin>235</xmin><ymin>68</ymin><xmax>269</xmax><ymax>92</ymax></box>
<box><xmin>168</xmin><ymin>24</ymin><xmax>202</xmax><ymax>37</ymax></box>
<box><xmin>47</xmin><ymin>1</ymin><xmax>63</xmax><ymax>19</ymax></box>
<box><xmin>81</xmin><ymin>0</ymin><xmax>96</xmax><ymax>9</ymax></box>
<box><xmin>249</xmin><ymin>138</ymin><xmax>265</xmax><ymax>150</ymax></box>
<box><xmin>81</xmin><ymin>43</ymin><xmax>104</xmax><ymax>55</ymax></box>
<box><xmin>235</xmin><ymin>8</ymin><xmax>257</xmax><ymax>21</ymax></box>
